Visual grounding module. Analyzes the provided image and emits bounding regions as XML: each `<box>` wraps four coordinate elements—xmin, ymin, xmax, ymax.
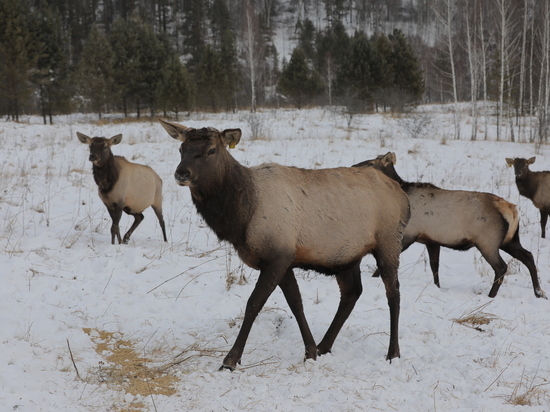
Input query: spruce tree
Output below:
<box><xmin>0</xmin><ymin>0</ymin><xmax>40</xmax><ymax>120</ymax></box>
<box><xmin>76</xmin><ymin>24</ymin><xmax>114</xmax><ymax>118</ymax></box>
<box><xmin>196</xmin><ymin>44</ymin><xmax>225</xmax><ymax>111</ymax></box>
<box><xmin>387</xmin><ymin>29</ymin><xmax>425</xmax><ymax>108</ymax></box>
<box><xmin>277</xmin><ymin>47</ymin><xmax>324</xmax><ymax>109</ymax></box>
<box><xmin>159</xmin><ymin>54</ymin><xmax>194</xmax><ymax>119</ymax></box>
<box><xmin>33</xmin><ymin>3</ymin><xmax>71</xmax><ymax>124</ymax></box>
<box><xmin>336</xmin><ymin>31</ymin><xmax>376</xmax><ymax>110</ymax></box>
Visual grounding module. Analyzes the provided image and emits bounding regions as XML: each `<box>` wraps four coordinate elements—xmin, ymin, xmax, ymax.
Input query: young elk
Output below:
<box><xmin>159</xmin><ymin>119</ymin><xmax>410</xmax><ymax>371</ymax></box>
<box><xmin>506</xmin><ymin>157</ymin><xmax>550</xmax><ymax>238</ymax></box>
<box><xmin>77</xmin><ymin>132</ymin><xmax>167</xmax><ymax>244</ymax></box>
<box><xmin>355</xmin><ymin>152</ymin><xmax>546</xmax><ymax>299</ymax></box>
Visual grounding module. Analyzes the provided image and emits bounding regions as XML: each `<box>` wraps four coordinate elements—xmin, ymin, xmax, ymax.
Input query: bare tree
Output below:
<box><xmin>494</xmin><ymin>0</ymin><xmax>519</xmax><ymax>141</ymax></box>
<box><xmin>435</xmin><ymin>0</ymin><xmax>460</xmax><ymax>139</ymax></box>
<box><xmin>464</xmin><ymin>0</ymin><xmax>479</xmax><ymax>141</ymax></box>
<box><xmin>537</xmin><ymin>1</ymin><xmax>550</xmax><ymax>145</ymax></box>
<box><xmin>517</xmin><ymin>0</ymin><xmax>530</xmax><ymax>142</ymax></box>
<box><xmin>241</xmin><ymin>0</ymin><xmax>264</xmax><ymax>112</ymax></box>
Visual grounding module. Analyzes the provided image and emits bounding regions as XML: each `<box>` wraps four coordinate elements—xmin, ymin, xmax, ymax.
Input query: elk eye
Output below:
<box><xmin>207</xmin><ymin>148</ymin><xmax>216</xmax><ymax>155</ymax></box>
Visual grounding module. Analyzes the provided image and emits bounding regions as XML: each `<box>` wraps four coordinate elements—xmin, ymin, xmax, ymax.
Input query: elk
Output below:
<box><xmin>159</xmin><ymin>119</ymin><xmax>410</xmax><ymax>371</ymax></box>
<box><xmin>77</xmin><ymin>132</ymin><xmax>167</xmax><ymax>245</ymax></box>
<box><xmin>354</xmin><ymin>152</ymin><xmax>546</xmax><ymax>299</ymax></box>
<box><xmin>506</xmin><ymin>157</ymin><xmax>550</xmax><ymax>239</ymax></box>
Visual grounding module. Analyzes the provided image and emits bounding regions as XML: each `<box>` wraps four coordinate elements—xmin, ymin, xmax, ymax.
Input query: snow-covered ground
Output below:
<box><xmin>1</xmin><ymin>106</ymin><xmax>549</xmax><ymax>411</ymax></box>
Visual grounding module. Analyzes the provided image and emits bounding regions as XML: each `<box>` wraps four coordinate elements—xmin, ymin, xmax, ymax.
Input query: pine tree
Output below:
<box><xmin>336</xmin><ymin>31</ymin><xmax>376</xmax><ymax>110</ymax></box>
<box><xmin>76</xmin><ymin>24</ymin><xmax>115</xmax><ymax>118</ymax></box>
<box><xmin>0</xmin><ymin>0</ymin><xmax>41</xmax><ymax>120</ymax></box>
<box><xmin>387</xmin><ymin>29</ymin><xmax>425</xmax><ymax>108</ymax></box>
<box><xmin>110</xmin><ymin>17</ymin><xmax>139</xmax><ymax>116</ymax></box>
<box><xmin>196</xmin><ymin>44</ymin><xmax>225</xmax><ymax>111</ymax></box>
<box><xmin>32</xmin><ymin>3</ymin><xmax>71</xmax><ymax>124</ymax></box>
<box><xmin>159</xmin><ymin>54</ymin><xmax>194</xmax><ymax>119</ymax></box>
<box><xmin>277</xmin><ymin>47</ymin><xmax>324</xmax><ymax>109</ymax></box>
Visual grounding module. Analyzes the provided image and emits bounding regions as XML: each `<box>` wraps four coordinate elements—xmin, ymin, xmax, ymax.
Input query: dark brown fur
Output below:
<box><xmin>77</xmin><ymin>132</ymin><xmax>167</xmax><ymax>245</ymax></box>
<box><xmin>506</xmin><ymin>157</ymin><xmax>550</xmax><ymax>238</ymax></box>
<box><xmin>159</xmin><ymin>119</ymin><xmax>411</xmax><ymax>371</ymax></box>
<box><xmin>355</xmin><ymin>152</ymin><xmax>546</xmax><ymax>299</ymax></box>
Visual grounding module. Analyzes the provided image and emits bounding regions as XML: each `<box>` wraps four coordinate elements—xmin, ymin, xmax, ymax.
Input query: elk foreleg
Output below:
<box><xmin>107</xmin><ymin>204</ymin><xmax>123</xmax><ymax>244</ymax></box>
<box><xmin>221</xmin><ymin>256</ymin><xmax>291</xmax><ymax>371</ymax></box>
<box><xmin>540</xmin><ymin>209</ymin><xmax>548</xmax><ymax>239</ymax></box>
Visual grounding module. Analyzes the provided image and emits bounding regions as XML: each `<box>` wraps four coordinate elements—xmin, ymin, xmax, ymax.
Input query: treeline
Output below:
<box><xmin>0</xmin><ymin>0</ymin><xmax>549</xmax><ymax>143</ymax></box>
<box><xmin>0</xmin><ymin>0</ymin><xmax>424</xmax><ymax>123</ymax></box>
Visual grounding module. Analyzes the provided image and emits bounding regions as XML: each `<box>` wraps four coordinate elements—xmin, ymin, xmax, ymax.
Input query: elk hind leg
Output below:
<box><xmin>122</xmin><ymin>211</ymin><xmax>144</xmax><ymax>244</ymax></box>
<box><xmin>501</xmin><ymin>235</ymin><xmax>547</xmax><ymax>299</ymax></box>
<box><xmin>278</xmin><ymin>269</ymin><xmax>317</xmax><ymax>360</ymax></box>
<box><xmin>152</xmin><ymin>205</ymin><xmax>167</xmax><ymax>242</ymax></box>
<box><xmin>426</xmin><ymin>244</ymin><xmax>441</xmax><ymax>287</ymax></box>
<box><xmin>317</xmin><ymin>263</ymin><xmax>363</xmax><ymax>356</ymax></box>
<box><xmin>373</xmin><ymin>248</ymin><xmax>401</xmax><ymax>361</ymax></box>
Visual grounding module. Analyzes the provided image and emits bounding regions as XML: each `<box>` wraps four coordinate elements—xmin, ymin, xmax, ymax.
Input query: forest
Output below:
<box><xmin>0</xmin><ymin>0</ymin><xmax>549</xmax><ymax>143</ymax></box>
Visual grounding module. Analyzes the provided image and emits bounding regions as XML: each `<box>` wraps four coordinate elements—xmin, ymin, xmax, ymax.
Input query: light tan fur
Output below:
<box><xmin>98</xmin><ymin>156</ymin><xmax>163</xmax><ymax>215</ymax></box>
<box><xmin>238</xmin><ymin>164</ymin><xmax>408</xmax><ymax>270</ymax></box>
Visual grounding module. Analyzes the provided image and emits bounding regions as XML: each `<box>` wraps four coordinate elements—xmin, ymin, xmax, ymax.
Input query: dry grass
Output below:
<box><xmin>82</xmin><ymin>328</ymin><xmax>180</xmax><ymax>411</ymax></box>
<box><xmin>452</xmin><ymin>302</ymin><xmax>498</xmax><ymax>331</ymax></box>
<box><xmin>504</xmin><ymin>366</ymin><xmax>550</xmax><ymax>406</ymax></box>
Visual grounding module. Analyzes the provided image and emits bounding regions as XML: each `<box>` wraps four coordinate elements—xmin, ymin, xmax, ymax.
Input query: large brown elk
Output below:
<box><xmin>354</xmin><ymin>152</ymin><xmax>546</xmax><ymax>299</ymax></box>
<box><xmin>506</xmin><ymin>157</ymin><xmax>550</xmax><ymax>239</ymax></box>
<box><xmin>159</xmin><ymin>119</ymin><xmax>410</xmax><ymax>371</ymax></box>
<box><xmin>77</xmin><ymin>132</ymin><xmax>167</xmax><ymax>244</ymax></box>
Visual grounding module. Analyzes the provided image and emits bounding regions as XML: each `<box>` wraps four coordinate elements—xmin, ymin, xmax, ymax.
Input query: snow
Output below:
<box><xmin>1</xmin><ymin>106</ymin><xmax>549</xmax><ymax>411</ymax></box>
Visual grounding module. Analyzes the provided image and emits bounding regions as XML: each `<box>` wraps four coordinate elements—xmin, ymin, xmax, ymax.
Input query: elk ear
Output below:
<box><xmin>159</xmin><ymin>119</ymin><xmax>191</xmax><ymax>142</ymax></box>
<box><xmin>528</xmin><ymin>156</ymin><xmax>536</xmax><ymax>164</ymax></box>
<box><xmin>109</xmin><ymin>134</ymin><xmax>123</xmax><ymax>145</ymax></box>
<box><xmin>222</xmin><ymin>129</ymin><xmax>242</xmax><ymax>149</ymax></box>
<box><xmin>77</xmin><ymin>132</ymin><xmax>91</xmax><ymax>145</ymax></box>
<box><xmin>505</xmin><ymin>158</ymin><xmax>515</xmax><ymax>167</ymax></box>
<box><xmin>380</xmin><ymin>152</ymin><xmax>396</xmax><ymax>167</ymax></box>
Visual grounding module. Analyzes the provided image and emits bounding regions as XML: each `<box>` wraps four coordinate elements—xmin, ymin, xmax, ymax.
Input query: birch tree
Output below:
<box><xmin>464</xmin><ymin>0</ymin><xmax>479</xmax><ymax>141</ymax></box>
<box><xmin>435</xmin><ymin>0</ymin><xmax>460</xmax><ymax>139</ymax></box>
<box><xmin>494</xmin><ymin>0</ymin><xmax>519</xmax><ymax>141</ymax></box>
<box><xmin>537</xmin><ymin>1</ymin><xmax>550</xmax><ymax>144</ymax></box>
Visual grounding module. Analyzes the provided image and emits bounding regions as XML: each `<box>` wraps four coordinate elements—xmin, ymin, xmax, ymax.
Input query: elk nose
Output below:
<box><xmin>174</xmin><ymin>169</ymin><xmax>190</xmax><ymax>185</ymax></box>
<box><xmin>89</xmin><ymin>154</ymin><xmax>98</xmax><ymax>162</ymax></box>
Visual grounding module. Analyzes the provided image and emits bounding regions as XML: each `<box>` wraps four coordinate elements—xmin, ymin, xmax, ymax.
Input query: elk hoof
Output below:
<box><xmin>535</xmin><ymin>289</ymin><xmax>548</xmax><ymax>299</ymax></box>
<box><xmin>218</xmin><ymin>364</ymin><xmax>235</xmax><ymax>372</ymax></box>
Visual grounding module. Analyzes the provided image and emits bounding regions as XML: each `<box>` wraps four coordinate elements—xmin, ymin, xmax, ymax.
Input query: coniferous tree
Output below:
<box><xmin>387</xmin><ymin>29</ymin><xmax>425</xmax><ymax>108</ymax></box>
<box><xmin>219</xmin><ymin>27</ymin><xmax>240</xmax><ymax>111</ymax></box>
<box><xmin>296</xmin><ymin>17</ymin><xmax>316</xmax><ymax>60</ymax></box>
<box><xmin>0</xmin><ymin>0</ymin><xmax>41</xmax><ymax>120</ymax></box>
<box><xmin>336</xmin><ymin>31</ymin><xmax>376</xmax><ymax>110</ymax></box>
<box><xmin>159</xmin><ymin>54</ymin><xmax>194</xmax><ymax>119</ymax></box>
<box><xmin>33</xmin><ymin>3</ymin><xmax>71</xmax><ymax>124</ymax></box>
<box><xmin>76</xmin><ymin>24</ymin><xmax>114</xmax><ymax>118</ymax></box>
<box><xmin>278</xmin><ymin>47</ymin><xmax>324</xmax><ymax>109</ymax></box>
<box><xmin>196</xmin><ymin>44</ymin><xmax>225</xmax><ymax>111</ymax></box>
<box><xmin>181</xmin><ymin>0</ymin><xmax>206</xmax><ymax>71</ymax></box>
<box><xmin>110</xmin><ymin>17</ymin><xmax>139</xmax><ymax>116</ymax></box>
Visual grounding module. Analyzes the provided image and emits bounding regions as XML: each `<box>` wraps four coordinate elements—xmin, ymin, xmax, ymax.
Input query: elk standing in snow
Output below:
<box><xmin>77</xmin><ymin>132</ymin><xmax>167</xmax><ymax>244</ymax></box>
<box><xmin>355</xmin><ymin>152</ymin><xmax>546</xmax><ymax>299</ymax></box>
<box><xmin>506</xmin><ymin>157</ymin><xmax>550</xmax><ymax>239</ymax></box>
<box><xmin>159</xmin><ymin>119</ymin><xmax>410</xmax><ymax>371</ymax></box>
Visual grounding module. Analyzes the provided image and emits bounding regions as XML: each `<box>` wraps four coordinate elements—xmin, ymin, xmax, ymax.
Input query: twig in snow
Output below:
<box><xmin>67</xmin><ymin>339</ymin><xmax>81</xmax><ymax>380</ymax></box>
